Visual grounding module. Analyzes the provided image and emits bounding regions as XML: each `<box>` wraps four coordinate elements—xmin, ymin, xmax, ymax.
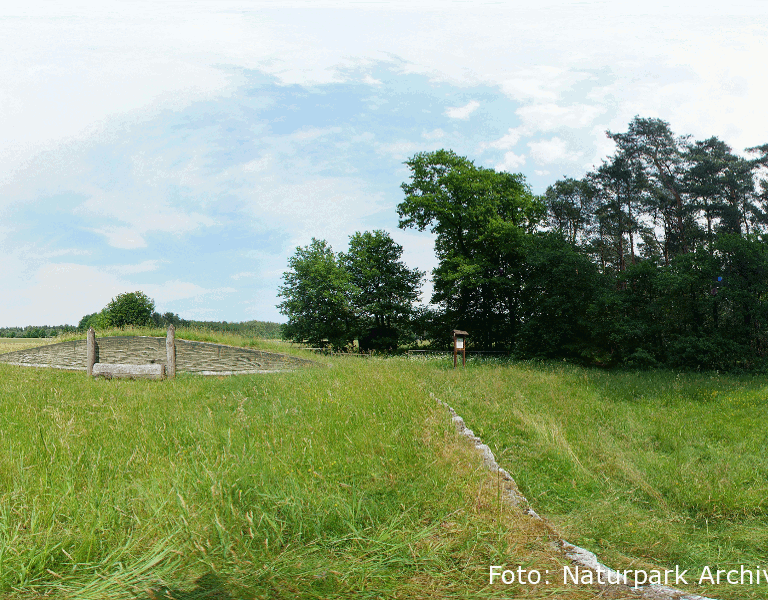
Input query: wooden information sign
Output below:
<box><xmin>453</xmin><ymin>329</ymin><xmax>468</xmax><ymax>368</ymax></box>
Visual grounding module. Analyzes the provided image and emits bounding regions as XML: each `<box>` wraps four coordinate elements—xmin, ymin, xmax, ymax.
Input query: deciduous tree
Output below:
<box><xmin>104</xmin><ymin>291</ymin><xmax>155</xmax><ymax>328</ymax></box>
<box><xmin>340</xmin><ymin>230</ymin><xmax>423</xmax><ymax>350</ymax></box>
<box><xmin>398</xmin><ymin>149</ymin><xmax>543</xmax><ymax>349</ymax></box>
<box><xmin>277</xmin><ymin>238</ymin><xmax>354</xmax><ymax>349</ymax></box>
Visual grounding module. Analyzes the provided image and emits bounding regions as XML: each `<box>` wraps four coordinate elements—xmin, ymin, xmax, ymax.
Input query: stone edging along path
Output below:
<box><xmin>433</xmin><ymin>394</ymin><xmax>717</xmax><ymax>600</ymax></box>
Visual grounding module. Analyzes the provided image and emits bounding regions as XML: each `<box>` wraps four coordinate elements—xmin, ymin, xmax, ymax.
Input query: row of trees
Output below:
<box><xmin>538</xmin><ymin>118</ymin><xmax>768</xmax><ymax>370</ymax></box>
<box><xmin>278</xmin><ymin>231</ymin><xmax>423</xmax><ymax>350</ymax></box>
<box><xmin>0</xmin><ymin>325</ymin><xmax>78</xmax><ymax>338</ymax></box>
<box><xmin>544</xmin><ymin>118</ymin><xmax>768</xmax><ymax>270</ymax></box>
<box><xmin>189</xmin><ymin>320</ymin><xmax>282</xmax><ymax>339</ymax></box>
<box><xmin>78</xmin><ymin>292</ymin><xmax>283</xmax><ymax>338</ymax></box>
<box><xmin>279</xmin><ymin>117</ymin><xmax>768</xmax><ymax>370</ymax></box>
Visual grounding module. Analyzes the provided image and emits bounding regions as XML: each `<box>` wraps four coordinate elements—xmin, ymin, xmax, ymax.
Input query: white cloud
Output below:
<box><xmin>445</xmin><ymin>100</ymin><xmax>480</xmax><ymax>120</ymax></box>
<box><xmin>287</xmin><ymin>127</ymin><xmax>342</xmax><ymax>142</ymax></box>
<box><xmin>516</xmin><ymin>103</ymin><xmax>605</xmax><ymax>132</ymax></box>
<box><xmin>0</xmin><ymin>6</ymin><xmax>240</xmax><ymax>186</ymax></box>
<box><xmin>143</xmin><ymin>280</ymin><xmax>236</xmax><ymax>304</ymax></box>
<box><xmin>245</xmin><ymin>176</ymin><xmax>388</xmax><ymax>250</ymax></box>
<box><xmin>239</xmin><ymin>249</ymin><xmax>289</xmax><ymax>281</ymax></box>
<box><xmin>0</xmin><ymin>258</ymin><xmax>217</xmax><ymax>326</ymax></box>
<box><xmin>39</xmin><ymin>248</ymin><xmax>91</xmax><ymax>258</ymax></box>
<box><xmin>76</xmin><ymin>195</ymin><xmax>217</xmax><ymax>249</ymax></box>
<box><xmin>89</xmin><ymin>226</ymin><xmax>146</xmax><ymax>250</ymax></box>
<box><xmin>351</xmin><ymin>131</ymin><xmax>376</xmax><ymax>143</ymax></box>
<box><xmin>499</xmin><ymin>67</ymin><xmax>567</xmax><ymax>102</ymax></box>
<box><xmin>495</xmin><ymin>152</ymin><xmax>526</xmax><ymax>172</ymax></box>
<box><xmin>5</xmin><ymin>2</ymin><xmax>768</xmax><ymax>180</ymax></box>
<box><xmin>482</xmin><ymin>104</ymin><xmax>604</xmax><ymax>159</ymax></box>
<box><xmin>528</xmin><ymin>137</ymin><xmax>581</xmax><ymax>165</ymax></box>
<box><xmin>242</xmin><ymin>154</ymin><xmax>273</xmax><ymax>173</ymax></box>
<box><xmin>362</xmin><ymin>74</ymin><xmax>382</xmax><ymax>85</ymax></box>
<box><xmin>482</xmin><ymin>127</ymin><xmax>524</xmax><ymax>151</ymax></box>
<box><xmin>109</xmin><ymin>260</ymin><xmax>162</xmax><ymax>275</ymax></box>
<box><xmin>231</xmin><ymin>271</ymin><xmax>256</xmax><ymax>280</ymax></box>
<box><xmin>375</xmin><ymin>140</ymin><xmax>422</xmax><ymax>160</ymax></box>
<box><xmin>422</xmin><ymin>128</ymin><xmax>445</xmax><ymax>140</ymax></box>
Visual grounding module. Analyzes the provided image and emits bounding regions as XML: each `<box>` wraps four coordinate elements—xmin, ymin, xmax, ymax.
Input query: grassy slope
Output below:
<box><xmin>0</xmin><ymin>340</ymin><xmax>602</xmax><ymax>599</ymax></box>
<box><xmin>438</xmin><ymin>359</ymin><xmax>768</xmax><ymax>600</ymax></box>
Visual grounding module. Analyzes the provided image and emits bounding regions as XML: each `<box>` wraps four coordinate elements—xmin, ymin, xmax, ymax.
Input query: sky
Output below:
<box><xmin>2</xmin><ymin>1</ymin><xmax>768</xmax><ymax>327</ymax></box>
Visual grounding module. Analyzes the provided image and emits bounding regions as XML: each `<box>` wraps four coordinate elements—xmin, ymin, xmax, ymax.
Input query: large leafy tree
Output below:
<box><xmin>340</xmin><ymin>230</ymin><xmax>423</xmax><ymax>350</ymax></box>
<box><xmin>398</xmin><ymin>149</ymin><xmax>543</xmax><ymax>349</ymax></box>
<box><xmin>277</xmin><ymin>238</ymin><xmax>354</xmax><ymax>348</ymax></box>
<box><xmin>103</xmin><ymin>291</ymin><xmax>155</xmax><ymax>328</ymax></box>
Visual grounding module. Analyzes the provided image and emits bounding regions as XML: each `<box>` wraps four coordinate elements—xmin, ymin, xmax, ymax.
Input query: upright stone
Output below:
<box><xmin>86</xmin><ymin>327</ymin><xmax>96</xmax><ymax>376</ymax></box>
<box><xmin>166</xmin><ymin>324</ymin><xmax>176</xmax><ymax>378</ymax></box>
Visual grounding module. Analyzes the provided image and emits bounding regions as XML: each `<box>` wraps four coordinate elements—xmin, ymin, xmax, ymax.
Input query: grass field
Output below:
<box><xmin>3</xmin><ymin>333</ymin><xmax>767</xmax><ymax>598</ymax></box>
<box><xmin>0</xmin><ymin>338</ymin><xmax>56</xmax><ymax>354</ymax></box>
<box><xmin>436</xmin><ymin>358</ymin><xmax>768</xmax><ymax>600</ymax></box>
<box><xmin>0</xmin><ymin>334</ymin><xmax>603</xmax><ymax>600</ymax></box>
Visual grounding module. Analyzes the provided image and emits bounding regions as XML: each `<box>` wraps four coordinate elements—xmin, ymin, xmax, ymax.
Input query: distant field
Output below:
<box><xmin>0</xmin><ymin>337</ymin><xmax>54</xmax><ymax>354</ymax></box>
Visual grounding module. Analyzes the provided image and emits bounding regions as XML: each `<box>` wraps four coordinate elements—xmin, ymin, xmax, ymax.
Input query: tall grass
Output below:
<box><xmin>0</xmin><ymin>344</ymin><xmax>600</xmax><ymax>599</ymax></box>
<box><xmin>432</xmin><ymin>359</ymin><xmax>768</xmax><ymax>600</ymax></box>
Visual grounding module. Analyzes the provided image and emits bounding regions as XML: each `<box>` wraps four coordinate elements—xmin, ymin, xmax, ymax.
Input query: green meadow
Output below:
<box><xmin>436</xmin><ymin>359</ymin><xmax>768</xmax><ymax>600</ymax></box>
<box><xmin>0</xmin><ymin>333</ymin><xmax>597</xmax><ymax>600</ymax></box>
<box><xmin>2</xmin><ymin>332</ymin><xmax>767</xmax><ymax>599</ymax></box>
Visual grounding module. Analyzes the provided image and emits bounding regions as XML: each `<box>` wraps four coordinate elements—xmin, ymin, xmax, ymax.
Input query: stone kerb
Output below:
<box><xmin>0</xmin><ymin>334</ymin><xmax>315</xmax><ymax>375</ymax></box>
<box><xmin>92</xmin><ymin>363</ymin><xmax>165</xmax><ymax>380</ymax></box>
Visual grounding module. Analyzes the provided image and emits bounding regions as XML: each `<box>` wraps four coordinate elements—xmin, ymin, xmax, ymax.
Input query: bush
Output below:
<box><xmin>78</xmin><ymin>311</ymin><xmax>109</xmax><ymax>330</ymax></box>
<box><xmin>103</xmin><ymin>291</ymin><xmax>155</xmax><ymax>328</ymax></box>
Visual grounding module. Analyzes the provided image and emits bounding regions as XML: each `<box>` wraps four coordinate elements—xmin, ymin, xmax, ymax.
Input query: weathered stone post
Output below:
<box><xmin>166</xmin><ymin>324</ymin><xmax>176</xmax><ymax>378</ymax></box>
<box><xmin>86</xmin><ymin>327</ymin><xmax>96</xmax><ymax>377</ymax></box>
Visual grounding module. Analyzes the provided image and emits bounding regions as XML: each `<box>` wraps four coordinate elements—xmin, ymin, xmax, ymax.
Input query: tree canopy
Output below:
<box><xmin>103</xmin><ymin>291</ymin><xmax>156</xmax><ymax>328</ymax></box>
<box><xmin>398</xmin><ymin>149</ymin><xmax>543</xmax><ymax>348</ymax></box>
<box><xmin>276</xmin><ymin>117</ymin><xmax>768</xmax><ymax>370</ymax></box>
<box><xmin>540</xmin><ymin>116</ymin><xmax>768</xmax><ymax>369</ymax></box>
<box><xmin>277</xmin><ymin>238</ymin><xmax>355</xmax><ymax>349</ymax></box>
<box><xmin>341</xmin><ymin>230</ymin><xmax>423</xmax><ymax>350</ymax></box>
<box><xmin>278</xmin><ymin>232</ymin><xmax>423</xmax><ymax>350</ymax></box>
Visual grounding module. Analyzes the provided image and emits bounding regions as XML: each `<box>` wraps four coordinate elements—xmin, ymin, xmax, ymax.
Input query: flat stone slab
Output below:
<box><xmin>92</xmin><ymin>363</ymin><xmax>165</xmax><ymax>380</ymax></box>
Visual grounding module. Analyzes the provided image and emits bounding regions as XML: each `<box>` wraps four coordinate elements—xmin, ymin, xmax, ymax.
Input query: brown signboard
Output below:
<box><xmin>453</xmin><ymin>329</ymin><xmax>468</xmax><ymax>368</ymax></box>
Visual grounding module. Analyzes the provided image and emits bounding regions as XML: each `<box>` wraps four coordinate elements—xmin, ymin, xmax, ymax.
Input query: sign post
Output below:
<box><xmin>453</xmin><ymin>329</ymin><xmax>468</xmax><ymax>368</ymax></box>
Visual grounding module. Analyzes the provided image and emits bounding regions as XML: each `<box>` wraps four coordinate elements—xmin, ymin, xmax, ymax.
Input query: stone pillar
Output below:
<box><xmin>86</xmin><ymin>327</ymin><xmax>96</xmax><ymax>377</ymax></box>
<box><xmin>166</xmin><ymin>324</ymin><xmax>176</xmax><ymax>379</ymax></box>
